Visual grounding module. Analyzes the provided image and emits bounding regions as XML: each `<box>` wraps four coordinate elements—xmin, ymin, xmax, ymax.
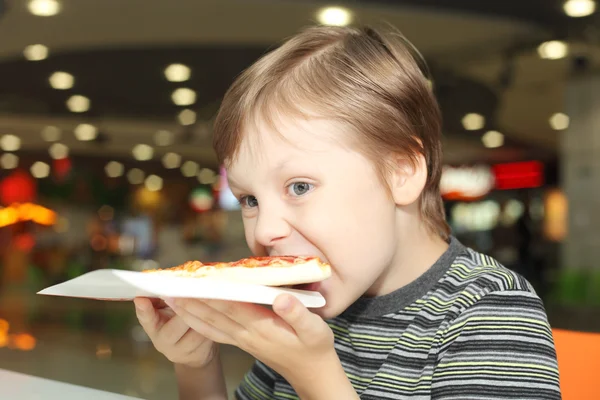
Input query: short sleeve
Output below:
<box><xmin>432</xmin><ymin>290</ymin><xmax>561</xmax><ymax>399</ymax></box>
<box><xmin>234</xmin><ymin>360</ymin><xmax>277</xmax><ymax>400</ymax></box>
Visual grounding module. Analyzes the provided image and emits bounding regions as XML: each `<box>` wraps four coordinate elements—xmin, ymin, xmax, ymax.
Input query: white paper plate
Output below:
<box><xmin>38</xmin><ymin>269</ymin><xmax>326</xmax><ymax>308</ymax></box>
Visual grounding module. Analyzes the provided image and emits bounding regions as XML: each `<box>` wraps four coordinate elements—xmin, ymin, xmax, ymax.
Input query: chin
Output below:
<box><xmin>311</xmin><ymin>304</ymin><xmax>338</xmax><ymax>319</ymax></box>
<box><xmin>310</xmin><ymin>293</ymin><xmax>350</xmax><ymax>320</ymax></box>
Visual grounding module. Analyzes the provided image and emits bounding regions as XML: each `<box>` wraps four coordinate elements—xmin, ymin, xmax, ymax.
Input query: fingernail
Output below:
<box><xmin>276</xmin><ymin>296</ymin><xmax>292</xmax><ymax>313</ymax></box>
<box><xmin>164</xmin><ymin>297</ymin><xmax>176</xmax><ymax>309</ymax></box>
<box><xmin>133</xmin><ymin>300</ymin><xmax>143</xmax><ymax>312</ymax></box>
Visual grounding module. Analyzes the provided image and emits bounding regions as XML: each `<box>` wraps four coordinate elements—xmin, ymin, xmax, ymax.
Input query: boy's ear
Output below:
<box><xmin>388</xmin><ymin>154</ymin><xmax>427</xmax><ymax>206</ymax></box>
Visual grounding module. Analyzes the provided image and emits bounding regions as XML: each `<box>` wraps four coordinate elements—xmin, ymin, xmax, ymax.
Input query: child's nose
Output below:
<box><xmin>254</xmin><ymin>209</ymin><xmax>292</xmax><ymax>247</ymax></box>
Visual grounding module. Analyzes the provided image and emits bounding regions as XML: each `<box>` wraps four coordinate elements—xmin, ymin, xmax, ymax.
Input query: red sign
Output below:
<box><xmin>492</xmin><ymin>161</ymin><xmax>544</xmax><ymax>190</ymax></box>
<box><xmin>0</xmin><ymin>170</ymin><xmax>37</xmax><ymax>206</ymax></box>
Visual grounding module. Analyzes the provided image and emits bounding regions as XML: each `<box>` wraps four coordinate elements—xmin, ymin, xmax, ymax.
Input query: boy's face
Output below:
<box><xmin>226</xmin><ymin>117</ymin><xmax>399</xmax><ymax>319</ymax></box>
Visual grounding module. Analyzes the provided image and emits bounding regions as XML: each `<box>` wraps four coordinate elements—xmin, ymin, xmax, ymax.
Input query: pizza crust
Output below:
<box><xmin>146</xmin><ymin>258</ymin><xmax>331</xmax><ymax>286</ymax></box>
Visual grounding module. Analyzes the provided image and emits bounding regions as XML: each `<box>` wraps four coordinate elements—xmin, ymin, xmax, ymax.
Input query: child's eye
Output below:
<box><xmin>239</xmin><ymin>195</ymin><xmax>258</xmax><ymax>208</ymax></box>
<box><xmin>287</xmin><ymin>182</ymin><xmax>314</xmax><ymax>197</ymax></box>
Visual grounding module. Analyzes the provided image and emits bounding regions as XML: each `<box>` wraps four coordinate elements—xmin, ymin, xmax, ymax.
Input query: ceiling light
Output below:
<box><xmin>181</xmin><ymin>161</ymin><xmax>199</xmax><ymax>177</ymax></box>
<box><xmin>31</xmin><ymin>161</ymin><xmax>50</xmax><ymax>178</ymax></box>
<box><xmin>549</xmin><ymin>113</ymin><xmax>570</xmax><ymax>130</ymax></box>
<box><xmin>171</xmin><ymin>88</ymin><xmax>196</xmax><ymax>106</ymax></box>
<box><xmin>482</xmin><ymin>131</ymin><xmax>504</xmax><ymax>148</ymax></box>
<box><xmin>105</xmin><ymin>161</ymin><xmax>124</xmax><ymax>178</ymax></box>
<box><xmin>74</xmin><ymin>123</ymin><xmax>98</xmax><ymax>141</ymax></box>
<box><xmin>162</xmin><ymin>152</ymin><xmax>181</xmax><ymax>169</ymax></box>
<box><xmin>164</xmin><ymin>64</ymin><xmax>191</xmax><ymax>82</ymax></box>
<box><xmin>41</xmin><ymin>126</ymin><xmax>61</xmax><ymax>141</ymax></box>
<box><xmin>49</xmin><ymin>71</ymin><xmax>74</xmax><ymax>90</ymax></box>
<box><xmin>563</xmin><ymin>0</ymin><xmax>596</xmax><ymax>17</ymax></box>
<box><xmin>461</xmin><ymin>113</ymin><xmax>485</xmax><ymax>131</ymax></box>
<box><xmin>132</xmin><ymin>144</ymin><xmax>154</xmax><ymax>161</ymax></box>
<box><xmin>537</xmin><ymin>41</ymin><xmax>569</xmax><ymax>60</ymax></box>
<box><xmin>127</xmin><ymin>168</ymin><xmax>145</xmax><ymax>185</ymax></box>
<box><xmin>316</xmin><ymin>6</ymin><xmax>353</xmax><ymax>26</ymax></box>
<box><xmin>198</xmin><ymin>168</ymin><xmax>217</xmax><ymax>185</ymax></box>
<box><xmin>67</xmin><ymin>95</ymin><xmax>90</xmax><ymax>113</ymax></box>
<box><xmin>154</xmin><ymin>130</ymin><xmax>174</xmax><ymax>146</ymax></box>
<box><xmin>177</xmin><ymin>109</ymin><xmax>196</xmax><ymax>126</ymax></box>
<box><xmin>23</xmin><ymin>44</ymin><xmax>48</xmax><ymax>61</ymax></box>
<box><xmin>145</xmin><ymin>175</ymin><xmax>163</xmax><ymax>192</ymax></box>
<box><xmin>0</xmin><ymin>134</ymin><xmax>21</xmax><ymax>151</ymax></box>
<box><xmin>28</xmin><ymin>0</ymin><xmax>61</xmax><ymax>17</ymax></box>
<box><xmin>0</xmin><ymin>154</ymin><xmax>18</xmax><ymax>169</ymax></box>
<box><xmin>49</xmin><ymin>143</ymin><xmax>69</xmax><ymax>159</ymax></box>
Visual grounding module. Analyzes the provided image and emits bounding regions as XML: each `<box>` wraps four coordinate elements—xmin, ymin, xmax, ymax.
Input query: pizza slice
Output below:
<box><xmin>143</xmin><ymin>256</ymin><xmax>331</xmax><ymax>287</ymax></box>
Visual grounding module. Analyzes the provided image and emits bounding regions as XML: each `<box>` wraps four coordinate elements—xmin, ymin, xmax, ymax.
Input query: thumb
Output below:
<box><xmin>273</xmin><ymin>294</ymin><xmax>327</xmax><ymax>340</ymax></box>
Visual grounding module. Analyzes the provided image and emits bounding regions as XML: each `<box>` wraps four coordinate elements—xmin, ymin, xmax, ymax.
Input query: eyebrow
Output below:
<box><xmin>227</xmin><ymin>156</ymin><xmax>313</xmax><ymax>192</ymax></box>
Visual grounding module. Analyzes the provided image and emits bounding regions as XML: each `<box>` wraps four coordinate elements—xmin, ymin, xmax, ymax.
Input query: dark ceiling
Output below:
<box><xmin>0</xmin><ymin>46</ymin><xmax>268</xmax><ymax>121</ymax></box>
<box><xmin>0</xmin><ymin>0</ymin><xmax>597</xmax><ymax>164</ymax></box>
<box><xmin>337</xmin><ymin>0</ymin><xmax>599</xmax><ymax>32</ymax></box>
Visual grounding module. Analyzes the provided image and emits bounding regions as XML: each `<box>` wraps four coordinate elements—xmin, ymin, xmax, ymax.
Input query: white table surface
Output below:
<box><xmin>0</xmin><ymin>368</ymin><xmax>144</xmax><ymax>400</ymax></box>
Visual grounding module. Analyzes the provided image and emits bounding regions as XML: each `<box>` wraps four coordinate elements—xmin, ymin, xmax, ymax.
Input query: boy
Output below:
<box><xmin>134</xmin><ymin>25</ymin><xmax>561</xmax><ymax>399</ymax></box>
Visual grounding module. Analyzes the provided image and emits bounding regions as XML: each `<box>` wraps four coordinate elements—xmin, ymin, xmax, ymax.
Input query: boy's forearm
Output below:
<box><xmin>175</xmin><ymin>353</ymin><xmax>228</xmax><ymax>400</ymax></box>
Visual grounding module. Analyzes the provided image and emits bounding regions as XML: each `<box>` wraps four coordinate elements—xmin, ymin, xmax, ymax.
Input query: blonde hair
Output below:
<box><xmin>213</xmin><ymin>25</ymin><xmax>450</xmax><ymax>239</ymax></box>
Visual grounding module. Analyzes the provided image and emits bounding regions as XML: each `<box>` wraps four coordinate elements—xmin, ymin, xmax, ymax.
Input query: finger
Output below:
<box><xmin>176</xmin><ymin>328</ymin><xmax>209</xmax><ymax>354</ymax></box>
<box><xmin>171</xmin><ymin>299</ymin><xmax>237</xmax><ymax>345</ymax></box>
<box><xmin>202</xmin><ymin>299</ymin><xmax>298</xmax><ymax>344</ymax></box>
<box><xmin>134</xmin><ymin>298</ymin><xmax>162</xmax><ymax>337</ymax></box>
<box><xmin>273</xmin><ymin>294</ymin><xmax>326</xmax><ymax>339</ymax></box>
<box><xmin>149</xmin><ymin>297</ymin><xmax>169</xmax><ymax>309</ymax></box>
<box><xmin>156</xmin><ymin>314</ymin><xmax>191</xmax><ymax>345</ymax></box>
<box><xmin>202</xmin><ymin>299</ymin><xmax>292</xmax><ymax>333</ymax></box>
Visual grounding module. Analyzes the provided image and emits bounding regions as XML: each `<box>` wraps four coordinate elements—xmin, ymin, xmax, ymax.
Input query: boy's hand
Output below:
<box><xmin>133</xmin><ymin>297</ymin><xmax>218</xmax><ymax>369</ymax></box>
<box><xmin>165</xmin><ymin>294</ymin><xmax>342</xmax><ymax>390</ymax></box>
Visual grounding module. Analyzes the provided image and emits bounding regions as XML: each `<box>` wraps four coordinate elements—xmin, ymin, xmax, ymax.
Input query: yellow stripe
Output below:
<box><xmin>403</xmin><ymin>333</ymin><xmax>435</xmax><ymax>342</ymax></box>
<box><xmin>441</xmin><ymin>331</ymin><xmax>462</xmax><ymax>344</ymax></box>
<box><xmin>447</xmin><ymin>316</ymin><xmax>550</xmax><ymax>334</ymax></box>
<box><xmin>452</xmin><ymin>262</ymin><xmax>482</xmax><ymax>272</ymax></box>
<box><xmin>437</xmin><ymin>361</ymin><xmax>559</xmax><ymax>373</ymax></box>
<box><xmin>328</xmin><ymin>323</ymin><xmax>349</xmax><ymax>334</ymax></box>
<box><xmin>451</xmin><ymin>263</ymin><xmax>490</xmax><ymax>274</ymax></box>
<box><xmin>335</xmin><ymin>331</ymin><xmax>435</xmax><ymax>348</ymax></box>
<box><xmin>419</xmin><ymin>302</ymin><xmax>451</xmax><ymax>313</ymax></box>
<box><xmin>346</xmin><ymin>373</ymin><xmax>373</xmax><ymax>383</ymax></box>
<box><xmin>428</xmin><ymin>296</ymin><xmax>454</xmax><ymax>306</ymax></box>
<box><xmin>273</xmin><ymin>391</ymin><xmax>299</xmax><ymax>400</ymax></box>
<box><xmin>449</xmin><ymin>268</ymin><xmax>495</xmax><ymax>282</ymax></box>
<box><xmin>376</xmin><ymin>373</ymin><xmax>433</xmax><ymax>383</ymax></box>
<box><xmin>244</xmin><ymin>375</ymin><xmax>269</xmax><ymax>400</ymax></box>
<box><xmin>367</xmin><ymin>381</ymin><xmax>432</xmax><ymax>392</ymax></box>
<box><xmin>463</xmin><ymin>325</ymin><xmax>552</xmax><ymax>336</ymax></box>
<box><xmin>462</xmin><ymin>291</ymin><xmax>481</xmax><ymax>301</ymax></box>
<box><xmin>442</xmin><ymin>325</ymin><xmax>552</xmax><ymax>345</ymax></box>
<box><xmin>347</xmin><ymin>333</ymin><xmax>401</xmax><ymax>342</ymax></box>
<box><xmin>441</xmin><ymin>325</ymin><xmax>552</xmax><ymax>345</ymax></box>
<box><xmin>333</xmin><ymin>333</ymin><xmax>396</xmax><ymax>349</ymax></box>
<box><xmin>332</xmin><ymin>333</ymin><xmax>351</xmax><ymax>343</ymax></box>
<box><xmin>355</xmin><ymin>342</ymin><xmax>396</xmax><ymax>350</ymax></box>
<box><xmin>434</xmin><ymin>369</ymin><xmax>559</xmax><ymax>380</ymax></box>
<box><xmin>451</xmin><ymin>262</ymin><xmax>515</xmax><ymax>288</ymax></box>
<box><xmin>351</xmin><ymin>383</ymin><xmax>368</xmax><ymax>391</ymax></box>
<box><xmin>455</xmin><ymin>297</ymin><xmax>472</xmax><ymax>308</ymax></box>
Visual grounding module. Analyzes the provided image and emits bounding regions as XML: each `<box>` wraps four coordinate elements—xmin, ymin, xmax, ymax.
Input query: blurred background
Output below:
<box><xmin>0</xmin><ymin>0</ymin><xmax>598</xmax><ymax>398</ymax></box>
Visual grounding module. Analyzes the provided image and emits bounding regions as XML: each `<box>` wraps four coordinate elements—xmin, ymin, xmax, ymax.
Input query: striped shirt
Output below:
<box><xmin>235</xmin><ymin>237</ymin><xmax>561</xmax><ymax>399</ymax></box>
